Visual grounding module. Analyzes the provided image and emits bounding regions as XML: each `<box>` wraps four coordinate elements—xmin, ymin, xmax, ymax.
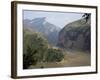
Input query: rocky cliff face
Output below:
<box><xmin>58</xmin><ymin>19</ymin><xmax>91</xmax><ymax>51</ymax></box>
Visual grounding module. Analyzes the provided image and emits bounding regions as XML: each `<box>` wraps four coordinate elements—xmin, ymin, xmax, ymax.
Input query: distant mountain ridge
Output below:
<box><xmin>23</xmin><ymin>17</ymin><xmax>61</xmax><ymax>45</ymax></box>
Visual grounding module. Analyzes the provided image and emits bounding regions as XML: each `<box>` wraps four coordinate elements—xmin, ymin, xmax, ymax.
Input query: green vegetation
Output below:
<box><xmin>23</xmin><ymin>28</ymin><xmax>64</xmax><ymax>69</ymax></box>
<box><xmin>46</xmin><ymin>49</ymin><xmax>64</xmax><ymax>62</ymax></box>
<box><xmin>23</xmin><ymin>45</ymin><xmax>38</xmax><ymax>69</ymax></box>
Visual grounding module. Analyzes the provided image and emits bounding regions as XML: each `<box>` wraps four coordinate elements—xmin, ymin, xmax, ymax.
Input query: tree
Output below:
<box><xmin>23</xmin><ymin>45</ymin><xmax>38</xmax><ymax>69</ymax></box>
<box><xmin>23</xmin><ymin>33</ymin><xmax>48</xmax><ymax>69</ymax></box>
<box><xmin>82</xmin><ymin>13</ymin><xmax>91</xmax><ymax>23</ymax></box>
<box><xmin>46</xmin><ymin>48</ymin><xmax>64</xmax><ymax>62</ymax></box>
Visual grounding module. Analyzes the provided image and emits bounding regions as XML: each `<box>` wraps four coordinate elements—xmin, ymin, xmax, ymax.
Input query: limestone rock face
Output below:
<box><xmin>58</xmin><ymin>19</ymin><xmax>91</xmax><ymax>51</ymax></box>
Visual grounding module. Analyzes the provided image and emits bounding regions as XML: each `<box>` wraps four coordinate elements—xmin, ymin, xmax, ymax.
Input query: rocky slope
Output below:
<box><xmin>23</xmin><ymin>17</ymin><xmax>60</xmax><ymax>45</ymax></box>
<box><xmin>58</xmin><ymin>18</ymin><xmax>91</xmax><ymax>51</ymax></box>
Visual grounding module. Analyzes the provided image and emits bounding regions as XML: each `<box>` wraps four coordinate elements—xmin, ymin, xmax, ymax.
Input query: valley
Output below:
<box><xmin>23</xmin><ymin>15</ymin><xmax>91</xmax><ymax>69</ymax></box>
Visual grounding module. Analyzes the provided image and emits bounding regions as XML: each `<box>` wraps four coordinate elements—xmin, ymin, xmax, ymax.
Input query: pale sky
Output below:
<box><xmin>23</xmin><ymin>10</ymin><xmax>84</xmax><ymax>28</ymax></box>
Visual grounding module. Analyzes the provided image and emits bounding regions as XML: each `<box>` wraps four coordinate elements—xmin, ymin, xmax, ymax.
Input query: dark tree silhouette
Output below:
<box><xmin>82</xmin><ymin>13</ymin><xmax>91</xmax><ymax>23</ymax></box>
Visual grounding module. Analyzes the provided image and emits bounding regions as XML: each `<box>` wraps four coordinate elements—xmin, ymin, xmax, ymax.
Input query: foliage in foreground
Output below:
<box><xmin>46</xmin><ymin>48</ymin><xmax>64</xmax><ymax>62</ymax></box>
<box><xmin>23</xmin><ymin>30</ymin><xmax>64</xmax><ymax>69</ymax></box>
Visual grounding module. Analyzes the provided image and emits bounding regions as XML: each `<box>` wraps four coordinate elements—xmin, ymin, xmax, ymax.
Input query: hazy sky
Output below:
<box><xmin>23</xmin><ymin>10</ymin><xmax>84</xmax><ymax>28</ymax></box>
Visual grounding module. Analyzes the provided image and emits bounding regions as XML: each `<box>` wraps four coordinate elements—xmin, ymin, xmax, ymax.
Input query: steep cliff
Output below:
<box><xmin>58</xmin><ymin>18</ymin><xmax>91</xmax><ymax>51</ymax></box>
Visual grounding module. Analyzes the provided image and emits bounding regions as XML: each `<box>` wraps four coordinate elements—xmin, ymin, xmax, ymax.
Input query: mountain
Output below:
<box><xmin>23</xmin><ymin>17</ymin><xmax>61</xmax><ymax>45</ymax></box>
<box><xmin>57</xmin><ymin>18</ymin><xmax>91</xmax><ymax>51</ymax></box>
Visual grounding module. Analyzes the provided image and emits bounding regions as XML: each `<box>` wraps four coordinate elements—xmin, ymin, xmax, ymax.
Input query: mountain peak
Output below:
<box><xmin>23</xmin><ymin>17</ymin><xmax>61</xmax><ymax>45</ymax></box>
<box><xmin>31</xmin><ymin>17</ymin><xmax>46</xmax><ymax>22</ymax></box>
<box><xmin>29</xmin><ymin>17</ymin><xmax>46</xmax><ymax>26</ymax></box>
